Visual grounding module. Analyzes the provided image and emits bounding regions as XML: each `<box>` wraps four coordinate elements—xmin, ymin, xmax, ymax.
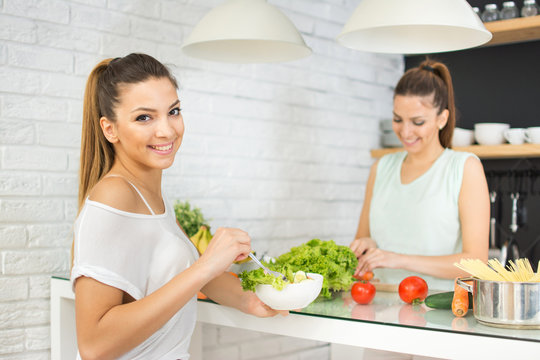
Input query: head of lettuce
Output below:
<box><xmin>239</xmin><ymin>239</ymin><xmax>358</xmax><ymax>299</ymax></box>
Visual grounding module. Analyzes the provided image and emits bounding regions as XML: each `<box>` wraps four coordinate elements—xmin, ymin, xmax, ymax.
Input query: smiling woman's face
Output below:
<box><xmin>100</xmin><ymin>77</ymin><xmax>184</xmax><ymax>171</ymax></box>
<box><xmin>392</xmin><ymin>94</ymin><xmax>448</xmax><ymax>154</ymax></box>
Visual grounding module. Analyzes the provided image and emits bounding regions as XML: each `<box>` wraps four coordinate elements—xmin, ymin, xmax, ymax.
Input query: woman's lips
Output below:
<box><xmin>149</xmin><ymin>141</ymin><xmax>174</xmax><ymax>154</ymax></box>
<box><xmin>402</xmin><ymin>138</ymin><xmax>419</xmax><ymax>147</ymax></box>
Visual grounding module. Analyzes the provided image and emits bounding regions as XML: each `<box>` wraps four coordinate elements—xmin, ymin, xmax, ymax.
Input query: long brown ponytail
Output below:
<box><xmin>77</xmin><ymin>53</ymin><xmax>178</xmax><ymax>212</ymax></box>
<box><xmin>78</xmin><ymin>59</ymin><xmax>114</xmax><ymax>211</ymax></box>
<box><xmin>394</xmin><ymin>59</ymin><xmax>456</xmax><ymax>148</ymax></box>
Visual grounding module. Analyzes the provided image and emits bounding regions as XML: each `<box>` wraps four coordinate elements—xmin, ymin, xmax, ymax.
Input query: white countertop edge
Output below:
<box><xmin>197</xmin><ymin>301</ymin><xmax>536</xmax><ymax>359</ymax></box>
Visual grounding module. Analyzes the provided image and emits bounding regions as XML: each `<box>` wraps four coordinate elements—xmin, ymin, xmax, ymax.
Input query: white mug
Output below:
<box><xmin>503</xmin><ymin>128</ymin><xmax>526</xmax><ymax>145</ymax></box>
<box><xmin>524</xmin><ymin>127</ymin><xmax>540</xmax><ymax>144</ymax></box>
<box><xmin>452</xmin><ymin>127</ymin><xmax>474</xmax><ymax>147</ymax></box>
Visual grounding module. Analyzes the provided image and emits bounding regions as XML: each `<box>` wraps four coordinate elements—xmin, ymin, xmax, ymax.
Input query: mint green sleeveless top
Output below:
<box><xmin>369</xmin><ymin>149</ymin><xmax>476</xmax><ymax>291</ymax></box>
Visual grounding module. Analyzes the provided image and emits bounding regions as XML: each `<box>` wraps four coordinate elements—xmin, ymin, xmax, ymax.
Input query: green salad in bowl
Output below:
<box><xmin>251</xmin><ymin>271</ymin><xmax>323</xmax><ymax>310</ymax></box>
<box><xmin>239</xmin><ymin>239</ymin><xmax>358</xmax><ymax>309</ymax></box>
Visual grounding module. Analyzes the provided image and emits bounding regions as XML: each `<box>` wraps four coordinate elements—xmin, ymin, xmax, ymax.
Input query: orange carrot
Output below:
<box><xmin>452</xmin><ymin>278</ymin><xmax>469</xmax><ymax>317</ymax></box>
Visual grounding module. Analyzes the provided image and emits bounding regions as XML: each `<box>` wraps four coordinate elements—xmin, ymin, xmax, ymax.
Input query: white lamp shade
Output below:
<box><xmin>182</xmin><ymin>0</ymin><xmax>312</xmax><ymax>63</ymax></box>
<box><xmin>337</xmin><ymin>0</ymin><xmax>492</xmax><ymax>54</ymax></box>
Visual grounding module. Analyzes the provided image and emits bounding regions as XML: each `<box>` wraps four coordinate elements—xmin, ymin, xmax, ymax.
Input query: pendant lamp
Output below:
<box><xmin>337</xmin><ymin>0</ymin><xmax>492</xmax><ymax>54</ymax></box>
<box><xmin>181</xmin><ymin>0</ymin><xmax>312</xmax><ymax>63</ymax></box>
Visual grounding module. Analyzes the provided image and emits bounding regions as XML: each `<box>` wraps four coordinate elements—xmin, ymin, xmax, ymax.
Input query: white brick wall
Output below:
<box><xmin>0</xmin><ymin>0</ymin><xmax>403</xmax><ymax>358</ymax></box>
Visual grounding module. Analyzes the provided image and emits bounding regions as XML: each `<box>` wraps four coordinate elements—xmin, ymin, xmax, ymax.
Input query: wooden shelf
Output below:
<box><xmin>371</xmin><ymin>144</ymin><xmax>540</xmax><ymax>159</ymax></box>
<box><xmin>484</xmin><ymin>16</ymin><xmax>540</xmax><ymax>46</ymax></box>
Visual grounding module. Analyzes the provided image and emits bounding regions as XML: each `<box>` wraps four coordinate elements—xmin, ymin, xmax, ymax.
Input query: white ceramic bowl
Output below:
<box><xmin>474</xmin><ymin>123</ymin><xmax>510</xmax><ymax>145</ymax></box>
<box><xmin>452</xmin><ymin>127</ymin><xmax>474</xmax><ymax>147</ymax></box>
<box><xmin>255</xmin><ymin>273</ymin><xmax>323</xmax><ymax>310</ymax></box>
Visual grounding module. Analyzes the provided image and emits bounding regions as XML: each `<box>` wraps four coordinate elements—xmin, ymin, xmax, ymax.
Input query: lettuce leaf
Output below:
<box><xmin>239</xmin><ymin>264</ymin><xmax>294</xmax><ymax>291</ymax></box>
<box><xmin>239</xmin><ymin>239</ymin><xmax>358</xmax><ymax>298</ymax></box>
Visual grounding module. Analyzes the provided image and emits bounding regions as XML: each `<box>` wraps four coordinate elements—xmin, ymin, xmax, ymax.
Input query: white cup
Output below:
<box><xmin>524</xmin><ymin>127</ymin><xmax>540</xmax><ymax>144</ymax></box>
<box><xmin>503</xmin><ymin>128</ymin><xmax>526</xmax><ymax>145</ymax></box>
<box><xmin>474</xmin><ymin>123</ymin><xmax>510</xmax><ymax>146</ymax></box>
<box><xmin>452</xmin><ymin>127</ymin><xmax>474</xmax><ymax>147</ymax></box>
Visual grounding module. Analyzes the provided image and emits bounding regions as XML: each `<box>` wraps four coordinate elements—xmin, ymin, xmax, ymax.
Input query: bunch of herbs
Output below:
<box><xmin>174</xmin><ymin>200</ymin><xmax>209</xmax><ymax>238</ymax></box>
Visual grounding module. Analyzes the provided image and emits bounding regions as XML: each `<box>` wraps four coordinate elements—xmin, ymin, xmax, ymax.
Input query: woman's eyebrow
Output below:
<box><xmin>131</xmin><ymin>106</ymin><xmax>156</xmax><ymax>113</ymax></box>
<box><xmin>169</xmin><ymin>99</ymin><xmax>180</xmax><ymax>108</ymax></box>
<box><xmin>393</xmin><ymin>112</ymin><xmax>424</xmax><ymax>120</ymax></box>
<box><xmin>130</xmin><ymin>99</ymin><xmax>180</xmax><ymax>113</ymax></box>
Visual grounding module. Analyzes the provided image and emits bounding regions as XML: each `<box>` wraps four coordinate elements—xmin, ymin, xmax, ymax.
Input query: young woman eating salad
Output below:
<box><xmin>71</xmin><ymin>53</ymin><xmax>286</xmax><ymax>360</ymax></box>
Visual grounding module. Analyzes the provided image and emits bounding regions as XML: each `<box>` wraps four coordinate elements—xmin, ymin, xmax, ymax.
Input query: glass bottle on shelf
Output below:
<box><xmin>482</xmin><ymin>3</ymin><xmax>500</xmax><ymax>22</ymax></box>
<box><xmin>500</xmin><ymin>1</ymin><xmax>519</xmax><ymax>19</ymax></box>
<box><xmin>472</xmin><ymin>7</ymin><xmax>481</xmax><ymax>16</ymax></box>
<box><xmin>521</xmin><ymin>0</ymin><xmax>540</xmax><ymax>17</ymax></box>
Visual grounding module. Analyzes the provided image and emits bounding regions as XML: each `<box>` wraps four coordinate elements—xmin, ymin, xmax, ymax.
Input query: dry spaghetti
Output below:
<box><xmin>454</xmin><ymin>258</ymin><xmax>540</xmax><ymax>282</ymax></box>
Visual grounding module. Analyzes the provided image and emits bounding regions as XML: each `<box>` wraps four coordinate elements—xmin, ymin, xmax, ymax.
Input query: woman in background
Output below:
<box><xmin>71</xmin><ymin>53</ymin><xmax>284</xmax><ymax>360</ymax></box>
<box><xmin>350</xmin><ymin>59</ymin><xmax>489</xmax><ymax>291</ymax></box>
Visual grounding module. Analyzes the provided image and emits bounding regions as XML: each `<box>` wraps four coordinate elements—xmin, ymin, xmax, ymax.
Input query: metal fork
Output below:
<box><xmin>248</xmin><ymin>253</ymin><xmax>287</xmax><ymax>281</ymax></box>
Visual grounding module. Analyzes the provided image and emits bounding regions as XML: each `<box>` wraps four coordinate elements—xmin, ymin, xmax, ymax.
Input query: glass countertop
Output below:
<box><xmin>53</xmin><ymin>275</ymin><xmax>540</xmax><ymax>343</ymax></box>
<box><xmin>293</xmin><ymin>290</ymin><xmax>540</xmax><ymax>343</ymax></box>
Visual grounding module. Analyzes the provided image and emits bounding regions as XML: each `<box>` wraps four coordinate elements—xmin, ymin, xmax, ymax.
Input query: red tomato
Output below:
<box><xmin>398</xmin><ymin>276</ymin><xmax>428</xmax><ymax>304</ymax></box>
<box><xmin>353</xmin><ymin>271</ymin><xmax>374</xmax><ymax>282</ymax></box>
<box><xmin>351</xmin><ymin>281</ymin><xmax>376</xmax><ymax>305</ymax></box>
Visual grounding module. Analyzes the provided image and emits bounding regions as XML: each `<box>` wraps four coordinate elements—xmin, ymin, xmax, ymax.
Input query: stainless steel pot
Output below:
<box><xmin>457</xmin><ymin>277</ymin><xmax>540</xmax><ymax>329</ymax></box>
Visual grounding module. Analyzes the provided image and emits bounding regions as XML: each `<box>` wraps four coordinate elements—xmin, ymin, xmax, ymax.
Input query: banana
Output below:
<box><xmin>197</xmin><ymin>226</ymin><xmax>212</xmax><ymax>254</ymax></box>
<box><xmin>189</xmin><ymin>226</ymin><xmax>206</xmax><ymax>248</ymax></box>
<box><xmin>205</xmin><ymin>227</ymin><xmax>212</xmax><ymax>241</ymax></box>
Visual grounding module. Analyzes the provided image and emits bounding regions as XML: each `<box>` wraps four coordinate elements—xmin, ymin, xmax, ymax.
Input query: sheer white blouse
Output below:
<box><xmin>71</xmin><ymin>184</ymin><xmax>199</xmax><ymax>360</ymax></box>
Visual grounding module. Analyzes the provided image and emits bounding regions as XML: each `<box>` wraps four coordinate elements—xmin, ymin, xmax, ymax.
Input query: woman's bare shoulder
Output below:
<box><xmin>460</xmin><ymin>155</ymin><xmax>488</xmax><ymax>199</ymax></box>
<box><xmin>88</xmin><ymin>176</ymin><xmax>140</xmax><ymax>213</ymax></box>
<box><xmin>462</xmin><ymin>155</ymin><xmax>485</xmax><ymax>179</ymax></box>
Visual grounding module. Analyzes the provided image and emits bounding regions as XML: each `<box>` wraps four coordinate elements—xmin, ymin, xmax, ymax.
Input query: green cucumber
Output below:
<box><xmin>425</xmin><ymin>291</ymin><xmax>453</xmax><ymax>309</ymax></box>
<box><xmin>424</xmin><ymin>291</ymin><xmax>473</xmax><ymax>310</ymax></box>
